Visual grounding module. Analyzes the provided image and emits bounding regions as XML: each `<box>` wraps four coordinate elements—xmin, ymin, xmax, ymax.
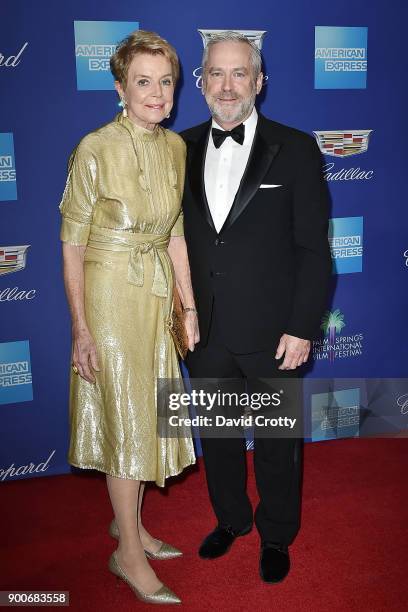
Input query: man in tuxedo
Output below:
<box><xmin>181</xmin><ymin>31</ymin><xmax>331</xmax><ymax>583</ymax></box>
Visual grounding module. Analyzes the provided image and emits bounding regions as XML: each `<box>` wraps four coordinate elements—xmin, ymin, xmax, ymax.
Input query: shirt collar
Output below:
<box><xmin>211</xmin><ymin>106</ymin><xmax>258</xmax><ymax>146</ymax></box>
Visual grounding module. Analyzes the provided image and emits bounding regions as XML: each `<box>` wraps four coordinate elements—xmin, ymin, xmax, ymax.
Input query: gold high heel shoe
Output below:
<box><xmin>108</xmin><ymin>551</ymin><xmax>181</xmax><ymax>605</ymax></box>
<box><xmin>109</xmin><ymin>519</ymin><xmax>183</xmax><ymax>560</ymax></box>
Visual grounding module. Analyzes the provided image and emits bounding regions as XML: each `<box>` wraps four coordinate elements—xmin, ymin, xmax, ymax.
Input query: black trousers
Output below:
<box><xmin>185</xmin><ymin>305</ymin><xmax>303</xmax><ymax>545</ymax></box>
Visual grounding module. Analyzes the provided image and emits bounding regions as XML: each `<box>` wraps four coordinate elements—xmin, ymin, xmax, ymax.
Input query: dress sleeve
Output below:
<box><xmin>168</xmin><ymin>133</ymin><xmax>186</xmax><ymax>238</ymax></box>
<box><xmin>170</xmin><ymin>207</ymin><xmax>184</xmax><ymax>237</ymax></box>
<box><xmin>59</xmin><ymin>141</ymin><xmax>98</xmax><ymax>246</ymax></box>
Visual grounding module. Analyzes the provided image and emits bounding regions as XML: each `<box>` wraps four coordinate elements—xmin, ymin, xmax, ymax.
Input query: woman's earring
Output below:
<box><xmin>166</xmin><ymin>112</ymin><xmax>170</xmax><ymax>119</ymax></box>
<box><xmin>120</xmin><ymin>98</ymin><xmax>128</xmax><ymax>118</ymax></box>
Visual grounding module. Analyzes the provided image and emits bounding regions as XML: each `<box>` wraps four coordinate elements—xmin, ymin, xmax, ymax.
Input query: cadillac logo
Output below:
<box><xmin>198</xmin><ymin>29</ymin><xmax>267</xmax><ymax>49</ymax></box>
<box><xmin>0</xmin><ymin>245</ymin><xmax>30</xmax><ymax>275</ymax></box>
<box><xmin>313</xmin><ymin>130</ymin><xmax>373</xmax><ymax>157</ymax></box>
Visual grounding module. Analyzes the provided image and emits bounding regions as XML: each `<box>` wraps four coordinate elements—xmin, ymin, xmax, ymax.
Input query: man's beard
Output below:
<box><xmin>205</xmin><ymin>89</ymin><xmax>256</xmax><ymax>125</ymax></box>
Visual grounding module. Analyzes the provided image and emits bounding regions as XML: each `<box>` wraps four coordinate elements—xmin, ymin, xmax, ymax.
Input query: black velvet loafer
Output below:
<box><xmin>199</xmin><ymin>524</ymin><xmax>253</xmax><ymax>559</ymax></box>
<box><xmin>259</xmin><ymin>542</ymin><xmax>290</xmax><ymax>583</ymax></box>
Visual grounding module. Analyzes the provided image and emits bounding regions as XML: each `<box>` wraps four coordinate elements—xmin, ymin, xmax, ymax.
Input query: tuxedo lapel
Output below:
<box><xmin>188</xmin><ymin>122</ymin><xmax>215</xmax><ymax>231</ymax></box>
<box><xmin>221</xmin><ymin>120</ymin><xmax>281</xmax><ymax>233</ymax></box>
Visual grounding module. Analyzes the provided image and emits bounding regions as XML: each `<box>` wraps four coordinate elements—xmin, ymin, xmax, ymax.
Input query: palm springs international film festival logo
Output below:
<box><xmin>311</xmin><ymin>387</ymin><xmax>360</xmax><ymax>442</ymax></box>
<box><xmin>0</xmin><ymin>133</ymin><xmax>17</xmax><ymax>201</ymax></box>
<box><xmin>313</xmin><ymin>309</ymin><xmax>364</xmax><ymax>363</ymax></box>
<box><xmin>0</xmin><ymin>340</ymin><xmax>33</xmax><ymax>405</ymax></box>
<box><xmin>315</xmin><ymin>26</ymin><xmax>368</xmax><ymax>89</ymax></box>
<box><xmin>329</xmin><ymin>216</ymin><xmax>363</xmax><ymax>274</ymax></box>
<box><xmin>74</xmin><ymin>21</ymin><xmax>139</xmax><ymax>90</ymax></box>
<box><xmin>193</xmin><ymin>30</ymin><xmax>267</xmax><ymax>88</ymax></box>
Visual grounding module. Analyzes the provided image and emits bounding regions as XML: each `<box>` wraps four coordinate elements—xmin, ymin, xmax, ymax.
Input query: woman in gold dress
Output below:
<box><xmin>59</xmin><ymin>31</ymin><xmax>198</xmax><ymax>605</ymax></box>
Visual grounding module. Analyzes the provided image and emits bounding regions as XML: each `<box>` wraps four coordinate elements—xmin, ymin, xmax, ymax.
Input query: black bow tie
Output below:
<box><xmin>212</xmin><ymin>123</ymin><xmax>245</xmax><ymax>148</ymax></box>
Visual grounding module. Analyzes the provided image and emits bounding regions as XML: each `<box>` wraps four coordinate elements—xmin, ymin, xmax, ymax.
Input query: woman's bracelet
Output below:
<box><xmin>183</xmin><ymin>307</ymin><xmax>197</xmax><ymax>314</ymax></box>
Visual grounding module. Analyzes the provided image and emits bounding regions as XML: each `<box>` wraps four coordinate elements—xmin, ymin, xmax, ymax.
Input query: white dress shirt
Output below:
<box><xmin>204</xmin><ymin>107</ymin><xmax>258</xmax><ymax>233</ymax></box>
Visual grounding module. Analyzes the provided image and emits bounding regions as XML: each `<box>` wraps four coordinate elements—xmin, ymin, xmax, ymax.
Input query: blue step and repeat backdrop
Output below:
<box><xmin>1</xmin><ymin>0</ymin><xmax>407</xmax><ymax>481</ymax></box>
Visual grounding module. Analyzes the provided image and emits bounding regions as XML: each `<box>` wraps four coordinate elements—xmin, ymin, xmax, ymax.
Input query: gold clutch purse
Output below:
<box><xmin>168</xmin><ymin>287</ymin><xmax>189</xmax><ymax>360</ymax></box>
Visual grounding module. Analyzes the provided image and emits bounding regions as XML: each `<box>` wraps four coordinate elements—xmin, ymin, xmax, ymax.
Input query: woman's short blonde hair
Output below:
<box><xmin>110</xmin><ymin>29</ymin><xmax>179</xmax><ymax>87</ymax></box>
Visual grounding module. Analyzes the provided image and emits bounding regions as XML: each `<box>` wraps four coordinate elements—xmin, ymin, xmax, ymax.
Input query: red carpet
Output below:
<box><xmin>2</xmin><ymin>438</ymin><xmax>407</xmax><ymax>611</ymax></box>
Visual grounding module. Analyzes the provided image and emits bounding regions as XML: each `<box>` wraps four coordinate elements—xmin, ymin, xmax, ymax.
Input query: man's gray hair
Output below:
<box><xmin>202</xmin><ymin>31</ymin><xmax>262</xmax><ymax>80</ymax></box>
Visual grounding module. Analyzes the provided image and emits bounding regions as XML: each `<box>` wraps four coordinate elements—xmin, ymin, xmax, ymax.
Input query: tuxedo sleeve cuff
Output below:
<box><xmin>284</xmin><ymin>325</ymin><xmax>318</xmax><ymax>341</ymax></box>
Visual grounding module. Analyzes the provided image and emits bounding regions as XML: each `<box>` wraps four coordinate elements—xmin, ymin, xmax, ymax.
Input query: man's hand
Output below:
<box><xmin>275</xmin><ymin>334</ymin><xmax>310</xmax><ymax>370</ymax></box>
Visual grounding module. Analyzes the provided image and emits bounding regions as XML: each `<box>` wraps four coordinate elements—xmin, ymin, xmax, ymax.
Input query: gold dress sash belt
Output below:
<box><xmin>88</xmin><ymin>226</ymin><xmax>170</xmax><ymax>298</ymax></box>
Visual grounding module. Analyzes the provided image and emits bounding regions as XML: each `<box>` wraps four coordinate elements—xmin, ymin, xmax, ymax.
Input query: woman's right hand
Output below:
<box><xmin>72</xmin><ymin>326</ymin><xmax>100</xmax><ymax>384</ymax></box>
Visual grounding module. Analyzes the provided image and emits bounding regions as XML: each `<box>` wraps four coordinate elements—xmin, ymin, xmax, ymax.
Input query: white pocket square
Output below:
<box><xmin>259</xmin><ymin>184</ymin><xmax>282</xmax><ymax>189</ymax></box>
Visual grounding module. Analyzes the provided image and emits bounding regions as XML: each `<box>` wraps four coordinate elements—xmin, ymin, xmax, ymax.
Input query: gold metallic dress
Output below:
<box><xmin>59</xmin><ymin>113</ymin><xmax>195</xmax><ymax>485</ymax></box>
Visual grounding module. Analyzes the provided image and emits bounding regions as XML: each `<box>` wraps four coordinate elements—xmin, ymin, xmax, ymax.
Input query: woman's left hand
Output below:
<box><xmin>184</xmin><ymin>311</ymin><xmax>200</xmax><ymax>352</ymax></box>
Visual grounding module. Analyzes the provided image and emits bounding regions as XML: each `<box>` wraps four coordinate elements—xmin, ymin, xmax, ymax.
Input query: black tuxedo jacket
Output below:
<box><xmin>180</xmin><ymin>113</ymin><xmax>332</xmax><ymax>353</ymax></box>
